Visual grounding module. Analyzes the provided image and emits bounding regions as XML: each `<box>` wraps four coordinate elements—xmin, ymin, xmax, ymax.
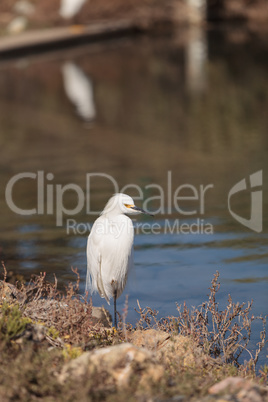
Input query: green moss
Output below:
<box><xmin>0</xmin><ymin>302</ymin><xmax>31</xmax><ymax>342</ymax></box>
<box><xmin>47</xmin><ymin>326</ymin><xmax>60</xmax><ymax>340</ymax></box>
<box><xmin>62</xmin><ymin>344</ymin><xmax>83</xmax><ymax>360</ymax></box>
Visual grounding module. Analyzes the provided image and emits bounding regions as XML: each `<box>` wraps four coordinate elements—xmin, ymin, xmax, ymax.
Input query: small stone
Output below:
<box><xmin>0</xmin><ymin>281</ymin><xmax>18</xmax><ymax>301</ymax></box>
<box><xmin>30</xmin><ymin>324</ymin><xmax>46</xmax><ymax>342</ymax></box>
<box><xmin>237</xmin><ymin>386</ymin><xmax>268</xmax><ymax>402</ymax></box>
<box><xmin>158</xmin><ymin>334</ymin><xmax>205</xmax><ymax>368</ymax></box>
<box><xmin>91</xmin><ymin>306</ymin><xmax>111</xmax><ymax>327</ymax></box>
<box><xmin>217</xmin><ymin>399</ymin><xmax>232</xmax><ymax>402</ymax></box>
<box><xmin>131</xmin><ymin>331</ymin><xmax>207</xmax><ymax>369</ymax></box>
<box><xmin>209</xmin><ymin>377</ymin><xmax>245</xmax><ymax>394</ymax></box>
<box><xmin>208</xmin><ymin>376</ymin><xmax>268</xmax><ymax>398</ymax></box>
<box><xmin>15</xmin><ymin>323</ymin><xmax>46</xmax><ymax>343</ymax></box>
<box><xmin>7</xmin><ymin>16</ymin><xmax>28</xmax><ymax>34</ymax></box>
<box><xmin>14</xmin><ymin>0</ymin><xmax>35</xmax><ymax>16</ymax></box>
<box><xmin>58</xmin><ymin>342</ymin><xmax>164</xmax><ymax>388</ymax></box>
<box><xmin>130</xmin><ymin>329</ymin><xmax>170</xmax><ymax>350</ymax></box>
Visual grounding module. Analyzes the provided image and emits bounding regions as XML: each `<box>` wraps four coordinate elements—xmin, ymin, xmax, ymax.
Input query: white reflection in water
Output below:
<box><xmin>59</xmin><ymin>0</ymin><xmax>87</xmax><ymax>19</ymax></box>
<box><xmin>185</xmin><ymin>28</ymin><xmax>208</xmax><ymax>93</ymax></box>
<box><xmin>187</xmin><ymin>0</ymin><xmax>207</xmax><ymax>18</ymax></box>
<box><xmin>62</xmin><ymin>61</ymin><xmax>96</xmax><ymax>121</ymax></box>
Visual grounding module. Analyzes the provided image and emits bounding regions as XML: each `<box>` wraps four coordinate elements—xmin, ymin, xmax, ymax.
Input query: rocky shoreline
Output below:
<box><xmin>0</xmin><ymin>271</ymin><xmax>267</xmax><ymax>401</ymax></box>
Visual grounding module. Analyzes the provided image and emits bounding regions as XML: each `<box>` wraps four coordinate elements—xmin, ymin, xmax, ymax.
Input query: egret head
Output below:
<box><xmin>102</xmin><ymin>193</ymin><xmax>154</xmax><ymax>216</ymax></box>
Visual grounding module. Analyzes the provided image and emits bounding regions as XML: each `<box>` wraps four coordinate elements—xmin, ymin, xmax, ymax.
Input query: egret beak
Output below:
<box><xmin>130</xmin><ymin>206</ymin><xmax>154</xmax><ymax>217</ymax></box>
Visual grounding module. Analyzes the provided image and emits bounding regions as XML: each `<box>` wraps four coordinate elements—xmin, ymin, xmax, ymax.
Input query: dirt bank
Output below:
<box><xmin>0</xmin><ymin>270</ymin><xmax>267</xmax><ymax>401</ymax></box>
<box><xmin>1</xmin><ymin>0</ymin><xmax>268</xmax><ymax>38</ymax></box>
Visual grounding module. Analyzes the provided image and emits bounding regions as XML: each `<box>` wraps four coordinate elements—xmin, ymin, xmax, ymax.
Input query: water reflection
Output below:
<box><xmin>62</xmin><ymin>61</ymin><xmax>96</xmax><ymax>121</ymax></box>
<box><xmin>186</xmin><ymin>0</ymin><xmax>207</xmax><ymax>23</ymax></box>
<box><xmin>185</xmin><ymin>27</ymin><xmax>207</xmax><ymax>92</ymax></box>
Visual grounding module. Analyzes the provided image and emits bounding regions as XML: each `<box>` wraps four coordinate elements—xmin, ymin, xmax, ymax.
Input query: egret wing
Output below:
<box><xmin>86</xmin><ymin>218</ymin><xmax>110</xmax><ymax>304</ymax></box>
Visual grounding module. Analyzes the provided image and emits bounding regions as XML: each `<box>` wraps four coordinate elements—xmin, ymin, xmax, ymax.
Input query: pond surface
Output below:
<box><xmin>0</xmin><ymin>27</ymin><xmax>267</xmax><ymax>365</ymax></box>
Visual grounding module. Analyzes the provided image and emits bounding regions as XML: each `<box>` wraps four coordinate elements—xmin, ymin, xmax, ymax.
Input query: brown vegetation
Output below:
<box><xmin>0</xmin><ymin>265</ymin><xmax>267</xmax><ymax>401</ymax></box>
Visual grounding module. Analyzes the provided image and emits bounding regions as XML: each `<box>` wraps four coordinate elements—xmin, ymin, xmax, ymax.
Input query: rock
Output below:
<box><xmin>15</xmin><ymin>323</ymin><xmax>46</xmax><ymax>343</ymax></box>
<box><xmin>160</xmin><ymin>334</ymin><xmax>202</xmax><ymax>367</ymax></box>
<box><xmin>91</xmin><ymin>306</ymin><xmax>111</xmax><ymax>327</ymax></box>
<box><xmin>7</xmin><ymin>16</ymin><xmax>28</xmax><ymax>34</ymax></box>
<box><xmin>58</xmin><ymin>342</ymin><xmax>164</xmax><ymax>389</ymax></box>
<box><xmin>237</xmin><ymin>386</ymin><xmax>267</xmax><ymax>402</ymax></box>
<box><xmin>129</xmin><ymin>329</ymin><xmax>170</xmax><ymax>350</ymax></box>
<box><xmin>209</xmin><ymin>377</ymin><xmax>252</xmax><ymax>394</ymax></box>
<box><xmin>209</xmin><ymin>377</ymin><xmax>268</xmax><ymax>402</ymax></box>
<box><xmin>25</xmin><ymin>323</ymin><xmax>46</xmax><ymax>342</ymax></box>
<box><xmin>0</xmin><ymin>281</ymin><xmax>18</xmax><ymax>301</ymax></box>
<box><xmin>130</xmin><ymin>330</ymin><xmax>209</xmax><ymax>368</ymax></box>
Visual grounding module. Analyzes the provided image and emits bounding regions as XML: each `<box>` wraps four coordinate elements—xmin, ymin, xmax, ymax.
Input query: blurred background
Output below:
<box><xmin>0</xmin><ymin>0</ymin><xmax>268</xmax><ymax>364</ymax></box>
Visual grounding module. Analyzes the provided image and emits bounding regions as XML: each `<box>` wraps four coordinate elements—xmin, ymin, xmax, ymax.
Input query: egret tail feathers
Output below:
<box><xmin>97</xmin><ymin>255</ymin><xmax>110</xmax><ymax>303</ymax></box>
<box><xmin>97</xmin><ymin>274</ymin><xmax>110</xmax><ymax>304</ymax></box>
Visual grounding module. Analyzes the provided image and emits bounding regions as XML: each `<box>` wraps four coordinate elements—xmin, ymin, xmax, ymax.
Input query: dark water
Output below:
<box><xmin>0</xmin><ymin>27</ymin><xmax>267</xmax><ymax>366</ymax></box>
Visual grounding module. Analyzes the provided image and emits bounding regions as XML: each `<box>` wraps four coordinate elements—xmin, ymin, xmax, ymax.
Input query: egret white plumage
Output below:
<box><xmin>86</xmin><ymin>193</ymin><xmax>153</xmax><ymax>328</ymax></box>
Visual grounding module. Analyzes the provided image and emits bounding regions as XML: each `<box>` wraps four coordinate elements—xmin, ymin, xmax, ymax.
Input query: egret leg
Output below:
<box><xmin>114</xmin><ymin>289</ymin><xmax>117</xmax><ymax>329</ymax></box>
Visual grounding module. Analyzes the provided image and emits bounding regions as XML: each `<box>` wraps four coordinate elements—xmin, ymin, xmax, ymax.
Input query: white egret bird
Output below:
<box><xmin>86</xmin><ymin>193</ymin><xmax>153</xmax><ymax>328</ymax></box>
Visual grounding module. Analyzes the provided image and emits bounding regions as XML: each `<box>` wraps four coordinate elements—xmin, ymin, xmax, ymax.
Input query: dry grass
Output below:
<box><xmin>0</xmin><ymin>263</ymin><xmax>121</xmax><ymax>349</ymax></box>
<box><xmin>0</xmin><ymin>264</ymin><xmax>267</xmax><ymax>401</ymax></box>
<box><xmin>134</xmin><ymin>272</ymin><xmax>267</xmax><ymax>371</ymax></box>
<box><xmin>1</xmin><ymin>264</ymin><xmax>267</xmax><ymax>371</ymax></box>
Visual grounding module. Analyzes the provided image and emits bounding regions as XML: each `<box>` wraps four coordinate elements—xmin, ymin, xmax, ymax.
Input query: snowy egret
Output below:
<box><xmin>86</xmin><ymin>193</ymin><xmax>153</xmax><ymax>328</ymax></box>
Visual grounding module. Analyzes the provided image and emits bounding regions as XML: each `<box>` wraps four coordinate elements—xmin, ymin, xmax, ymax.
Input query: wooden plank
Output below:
<box><xmin>0</xmin><ymin>19</ymin><xmax>140</xmax><ymax>56</ymax></box>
